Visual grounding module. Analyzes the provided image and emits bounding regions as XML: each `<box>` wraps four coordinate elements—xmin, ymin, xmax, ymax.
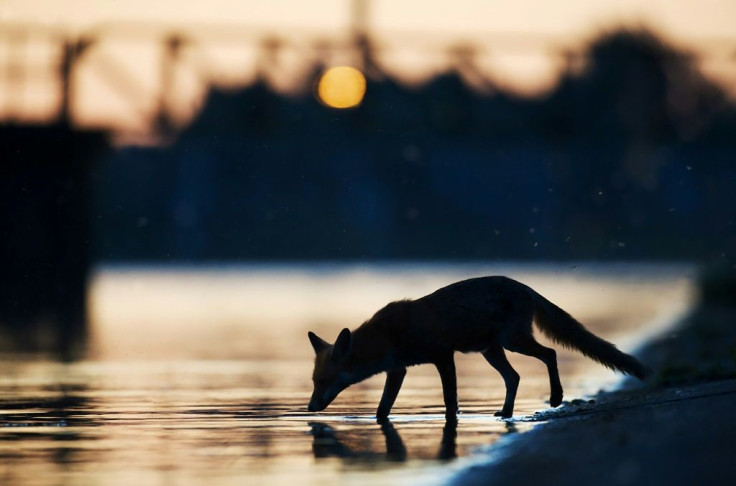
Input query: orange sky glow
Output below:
<box><xmin>1</xmin><ymin>0</ymin><xmax>735</xmax><ymax>137</ymax></box>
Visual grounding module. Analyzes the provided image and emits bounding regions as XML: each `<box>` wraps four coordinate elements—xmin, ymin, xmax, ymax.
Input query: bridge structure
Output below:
<box><xmin>3</xmin><ymin>18</ymin><xmax>736</xmax><ymax>139</ymax></box>
<box><xmin>0</xmin><ymin>20</ymin><xmax>635</xmax><ymax>140</ymax></box>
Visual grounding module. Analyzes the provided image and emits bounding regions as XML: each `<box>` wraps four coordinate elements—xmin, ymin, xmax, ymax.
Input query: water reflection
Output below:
<box><xmin>0</xmin><ymin>393</ymin><xmax>83</xmax><ymax>427</ymax></box>
<box><xmin>309</xmin><ymin>417</ymin><xmax>524</xmax><ymax>465</ymax></box>
<box><xmin>310</xmin><ymin>419</ymin><xmax>454</xmax><ymax>463</ymax></box>
<box><xmin>0</xmin><ymin>263</ymin><xmax>693</xmax><ymax>486</ymax></box>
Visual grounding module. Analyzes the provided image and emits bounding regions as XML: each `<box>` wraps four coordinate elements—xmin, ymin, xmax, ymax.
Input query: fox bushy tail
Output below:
<box><xmin>529</xmin><ymin>290</ymin><xmax>650</xmax><ymax>380</ymax></box>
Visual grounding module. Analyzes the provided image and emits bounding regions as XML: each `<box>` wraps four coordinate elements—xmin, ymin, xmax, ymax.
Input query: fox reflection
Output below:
<box><xmin>308</xmin><ymin>420</ymin><xmax>456</xmax><ymax>462</ymax></box>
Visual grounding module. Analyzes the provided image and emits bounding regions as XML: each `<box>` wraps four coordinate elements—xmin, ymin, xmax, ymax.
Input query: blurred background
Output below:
<box><xmin>1</xmin><ymin>0</ymin><xmax>735</xmax><ymax>354</ymax></box>
<box><xmin>1</xmin><ymin>3</ymin><xmax>733</xmax><ymax>484</ymax></box>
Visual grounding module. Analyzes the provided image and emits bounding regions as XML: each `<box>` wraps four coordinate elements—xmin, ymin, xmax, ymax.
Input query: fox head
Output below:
<box><xmin>307</xmin><ymin>328</ymin><xmax>353</xmax><ymax>412</ymax></box>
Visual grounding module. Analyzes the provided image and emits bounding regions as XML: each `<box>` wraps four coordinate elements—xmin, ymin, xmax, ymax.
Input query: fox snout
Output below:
<box><xmin>308</xmin><ymin>390</ymin><xmax>333</xmax><ymax>412</ymax></box>
<box><xmin>307</xmin><ymin>399</ymin><xmax>326</xmax><ymax>412</ymax></box>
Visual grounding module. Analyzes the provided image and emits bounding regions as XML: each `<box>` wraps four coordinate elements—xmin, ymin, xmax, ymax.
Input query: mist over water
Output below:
<box><xmin>0</xmin><ymin>263</ymin><xmax>693</xmax><ymax>485</ymax></box>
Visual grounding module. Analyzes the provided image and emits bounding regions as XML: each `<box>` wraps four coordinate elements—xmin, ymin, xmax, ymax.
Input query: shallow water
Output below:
<box><xmin>0</xmin><ymin>263</ymin><xmax>693</xmax><ymax>485</ymax></box>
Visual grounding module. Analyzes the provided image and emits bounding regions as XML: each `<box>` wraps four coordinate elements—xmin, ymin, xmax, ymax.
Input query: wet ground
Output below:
<box><xmin>0</xmin><ymin>263</ymin><xmax>693</xmax><ymax>485</ymax></box>
<box><xmin>452</xmin><ymin>377</ymin><xmax>736</xmax><ymax>486</ymax></box>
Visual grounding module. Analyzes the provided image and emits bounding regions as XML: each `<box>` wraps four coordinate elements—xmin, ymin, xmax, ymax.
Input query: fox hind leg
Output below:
<box><xmin>506</xmin><ymin>334</ymin><xmax>563</xmax><ymax>408</ymax></box>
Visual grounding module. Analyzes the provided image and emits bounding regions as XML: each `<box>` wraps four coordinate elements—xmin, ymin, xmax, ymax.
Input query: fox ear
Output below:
<box><xmin>308</xmin><ymin>331</ymin><xmax>329</xmax><ymax>354</ymax></box>
<box><xmin>331</xmin><ymin>328</ymin><xmax>353</xmax><ymax>361</ymax></box>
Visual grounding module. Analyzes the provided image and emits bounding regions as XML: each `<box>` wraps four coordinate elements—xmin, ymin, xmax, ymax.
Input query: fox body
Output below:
<box><xmin>307</xmin><ymin>276</ymin><xmax>649</xmax><ymax>419</ymax></box>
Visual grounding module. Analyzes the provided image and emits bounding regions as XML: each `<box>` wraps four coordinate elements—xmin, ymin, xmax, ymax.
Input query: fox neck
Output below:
<box><xmin>345</xmin><ymin>325</ymin><xmax>400</xmax><ymax>382</ymax></box>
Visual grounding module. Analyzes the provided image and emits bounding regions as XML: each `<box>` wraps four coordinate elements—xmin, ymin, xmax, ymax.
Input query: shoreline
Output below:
<box><xmin>450</xmin><ymin>264</ymin><xmax>736</xmax><ymax>486</ymax></box>
<box><xmin>451</xmin><ymin>379</ymin><xmax>736</xmax><ymax>486</ymax></box>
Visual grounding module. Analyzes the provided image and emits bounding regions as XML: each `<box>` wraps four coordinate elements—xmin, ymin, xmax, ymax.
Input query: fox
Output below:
<box><xmin>307</xmin><ymin>276</ymin><xmax>650</xmax><ymax>420</ymax></box>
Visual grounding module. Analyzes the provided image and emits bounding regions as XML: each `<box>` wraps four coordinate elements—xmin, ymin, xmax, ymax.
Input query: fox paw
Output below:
<box><xmin>549</xmin><ymin>393</ymin><xmax>563</xmax><ymax>408</ymax></box>
<box><xmin>494</xmin><ymin>410</ymin><xmax>512</xmax><ymax>418</ymax></box>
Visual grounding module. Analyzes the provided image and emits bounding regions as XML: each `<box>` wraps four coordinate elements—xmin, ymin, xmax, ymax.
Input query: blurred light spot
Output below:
<box><xmin>317</xmin><ymin>66</ymin><xmax>367</xmax><ymax>109</ymax></box>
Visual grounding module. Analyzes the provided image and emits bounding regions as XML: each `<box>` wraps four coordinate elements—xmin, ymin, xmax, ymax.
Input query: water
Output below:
<box><xmin>0</xmin><ymin>263</ymin><xmax>693</xmax><ymax>485</ymax></box>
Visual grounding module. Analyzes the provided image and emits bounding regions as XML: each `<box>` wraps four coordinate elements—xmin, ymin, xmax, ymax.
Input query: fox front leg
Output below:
<box><xmin>434</xmin><ymin>355</ymin><xmax>458</xmax><ymax>420</ymax></box>
<box><xmin>377</xmin><ymin>368</ymin><xmax>407</xmax><ymax>422</ymax></box>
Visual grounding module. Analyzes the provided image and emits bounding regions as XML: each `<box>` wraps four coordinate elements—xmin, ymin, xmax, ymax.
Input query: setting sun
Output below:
<box><xmin>317</xmin><ymin>66</ymin><xmax>367</xmax><ymax>109</ymax></box>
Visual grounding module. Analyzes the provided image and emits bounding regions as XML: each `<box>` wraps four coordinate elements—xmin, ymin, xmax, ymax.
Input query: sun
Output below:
<box><xmin>317</xmin><ymin>66</ymin><xmax>367</xmax><ymax>109</ymax></box>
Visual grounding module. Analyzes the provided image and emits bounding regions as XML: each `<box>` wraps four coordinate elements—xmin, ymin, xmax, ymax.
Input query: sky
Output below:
<box><xmin>1</xmin><ymin>0</ymin><xmax>735</xmax><ymax>134</ymax></box>
<box><xmin>1</xmin><ymin>0</ymin><xmax>734</xmax><ymax>39</ymax></box>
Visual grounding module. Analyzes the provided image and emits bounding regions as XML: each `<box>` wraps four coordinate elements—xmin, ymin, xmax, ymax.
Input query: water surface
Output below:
<box><xmin>0</xmin><ymin>263</ymin><xmax>693</xmax><ymax>485</ymax></box>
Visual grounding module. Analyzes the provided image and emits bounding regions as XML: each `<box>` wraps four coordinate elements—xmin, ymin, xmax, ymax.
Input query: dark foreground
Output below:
<box><xmin>453</xmin><ymin>266</ymin><xmax>736</xmax><ymax>486</ymax></box>
<box><xmin>453</xmin><ymin>380</ymin><xmax>736</xmax><ymax>486</ymax></box>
